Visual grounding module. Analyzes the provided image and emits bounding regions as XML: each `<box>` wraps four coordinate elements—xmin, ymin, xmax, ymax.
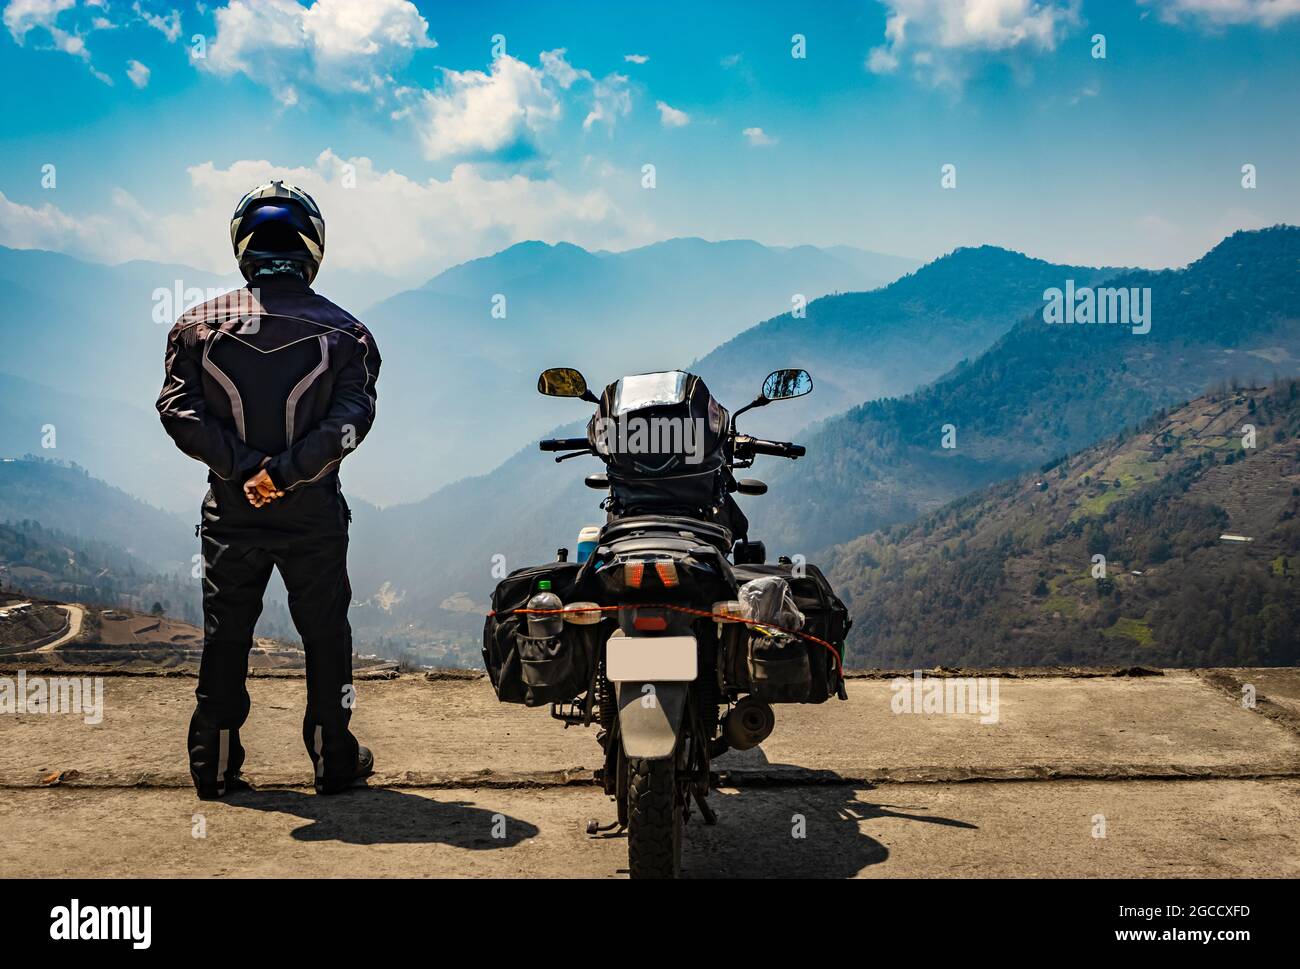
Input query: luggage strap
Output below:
<box><xmin>490</xmin><ymin>602</ymin><xmax>843</xmax><ymax>676</ymax></box>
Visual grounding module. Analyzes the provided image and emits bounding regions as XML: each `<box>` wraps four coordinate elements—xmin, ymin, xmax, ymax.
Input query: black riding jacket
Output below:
<box><xmin>157</xmin><ymin>274</ymin><xmax>380</xmax><ymax>530</ymax></box>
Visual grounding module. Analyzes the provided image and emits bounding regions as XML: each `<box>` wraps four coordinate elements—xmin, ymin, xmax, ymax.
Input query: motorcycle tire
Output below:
<box><xmin>627</xmin><ymin>756</ymin><xmax>682</xmax><ymax>879</ymax></box>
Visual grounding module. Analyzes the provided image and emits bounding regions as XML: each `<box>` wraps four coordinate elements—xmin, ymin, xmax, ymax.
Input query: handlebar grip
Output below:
<box><xmin>539</xmin><ymin>437</ymin><xmax>590</xmax><ymax>452</ymax></box>
<box><xmin>748</xmin><ymin>437</ymin><xmax>805</xmax><ymax>458</ymax></box>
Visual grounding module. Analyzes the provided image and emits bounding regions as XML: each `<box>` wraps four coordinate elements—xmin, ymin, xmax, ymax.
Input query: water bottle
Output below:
<box><xmin>527</xmin><ymin>580</ymin><xmax>564</xmax><ymax>639</ymax></box>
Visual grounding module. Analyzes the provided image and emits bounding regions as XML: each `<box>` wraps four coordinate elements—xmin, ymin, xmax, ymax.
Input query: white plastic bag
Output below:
<box><xmin>737</xmin><ymin>576</ymin><xmax>805</xmax><ymax>632</ymax></box>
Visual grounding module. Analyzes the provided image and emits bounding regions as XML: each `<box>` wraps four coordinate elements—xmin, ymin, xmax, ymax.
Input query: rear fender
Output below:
<box><xmin>616</xmin><ymin>681</ymin><xmax>688</xmax><ymax>760</ymax></box>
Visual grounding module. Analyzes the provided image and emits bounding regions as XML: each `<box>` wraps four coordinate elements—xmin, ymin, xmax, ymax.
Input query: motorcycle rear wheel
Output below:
<box><xmin>626</xmin><ymin>756</ymin><xmax>682</xmax><ymax>878</ymax></box>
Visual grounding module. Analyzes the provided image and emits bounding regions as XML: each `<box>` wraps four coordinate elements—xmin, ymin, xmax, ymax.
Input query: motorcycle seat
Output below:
<box><xmin>598</xmin><ymin>516</ymin><xmax>732</xmax><ymax>554</ymax></box>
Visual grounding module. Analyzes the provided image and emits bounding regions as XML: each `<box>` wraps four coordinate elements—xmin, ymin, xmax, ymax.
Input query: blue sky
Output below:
<box><xmin>1</xmin><ymin>0</ymin><xmax>1297</xmax><ymax>292</ymax></box>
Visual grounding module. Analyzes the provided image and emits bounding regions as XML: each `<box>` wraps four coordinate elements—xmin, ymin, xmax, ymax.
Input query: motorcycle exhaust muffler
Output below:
<box><xmin>722</xmin><ymin>696</ymin><xmax>776</xmax><ymax>751</ymax></box>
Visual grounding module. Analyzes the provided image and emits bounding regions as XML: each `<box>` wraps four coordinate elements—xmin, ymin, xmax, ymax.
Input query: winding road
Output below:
<box><xmin>35</xmin><ymin>604</ymin><xmax>85</xmax><ymax>652</ymax></box>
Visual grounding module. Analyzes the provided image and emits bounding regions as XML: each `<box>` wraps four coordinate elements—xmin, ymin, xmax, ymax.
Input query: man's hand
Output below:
<box><xmin>243</xmin><ymin>468</ymin><xmax>284</xmax><ymax>508</ymax></box>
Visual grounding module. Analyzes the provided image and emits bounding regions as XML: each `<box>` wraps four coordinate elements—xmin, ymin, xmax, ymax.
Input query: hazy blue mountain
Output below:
<box><xmin>0</xmin><ymin>372</ymin><xmax>205</xmax><ymax>512</ymax></box>
<box><xmin>750</xmin><ymin>226</ymin><xmax>1300</xmax><ymax>553</ymax></box>
<box><xmin>0</xmin><ymin>246</ymin><xmax>239</xmax><ymax>408</ymax></box>
<box><xmin>819</xmin><ymin>245</ymin><xmax>923</xmax><ymax>282</ymax></box>
<box><xmin>0</xmin><ymin>247</ymin><xmax>240</xmax><ymax>513</ymax></box>
<box><xmin>356</xmin><ymin>237</ymin><xmax>919</xmax><ymax>503</ymax></box>
<box><xmin>692</xmin><ymin>245</ymin><xmax>1118</xmax><ymax>440</ymax></box>
<box><xmin>0</xmin><ymin>238</ymin><xmax>916</xmax><ymax>509</ymax></box>
<box><xmin>0</xmin><ymin>457</ymin><xmax>193</xmax><ymax>572</ymax></box>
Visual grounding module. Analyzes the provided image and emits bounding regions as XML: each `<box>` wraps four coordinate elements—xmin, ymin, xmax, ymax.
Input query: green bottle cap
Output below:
<box><xmin>537</xmin><ymin>580</ymin><xmax>552</xmax><ymax>591</ymax></box>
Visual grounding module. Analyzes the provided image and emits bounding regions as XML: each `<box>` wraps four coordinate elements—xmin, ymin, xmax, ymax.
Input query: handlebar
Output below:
<box><xmin>541</xmin><ymin>433</ymin><xmax>803</xmax><ymax>460</ymax></box>
<box><xmin>539</xmin><ymin>437</ymin><xmax>590</xmax><ymax>452</ymax></box>
<box><xmin>735</xmin><ymin>435</ymin><xmax>805</xmax><ymax>459</ymax></box>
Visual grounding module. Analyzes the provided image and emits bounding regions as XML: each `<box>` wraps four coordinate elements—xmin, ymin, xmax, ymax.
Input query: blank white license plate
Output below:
<box><xmin>605</xmin><ymin>635</ymin><xmax>698</xmax><ymax>682</ymax></box>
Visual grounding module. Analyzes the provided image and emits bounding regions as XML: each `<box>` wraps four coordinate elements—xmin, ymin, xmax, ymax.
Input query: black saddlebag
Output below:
<box><xmin>481</xmin><ymin>561</ymin><xmax>598</xmax><ymax>707</ymax></box>
<box><xmin>723</xmin><ymin>561</ymin><xmax>850</xmax><ymax>704</ymax></box>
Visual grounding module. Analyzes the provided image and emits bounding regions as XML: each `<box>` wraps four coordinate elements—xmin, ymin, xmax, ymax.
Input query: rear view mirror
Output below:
<box><xmin>761</xmin><ymin>368</ymin><xmax>813</xmax><ymax>401</ymax></box>
<box><xmin>538</xmin><ymin>367</ymin><xmax>590</xmax><ymax>398</ymax></box>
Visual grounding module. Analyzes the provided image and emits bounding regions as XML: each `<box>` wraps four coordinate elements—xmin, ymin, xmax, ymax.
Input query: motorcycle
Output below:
<box><xmin>482</xmin><ymin>367</ymin><xmax>850</xmax><ymax>878</ymax></box>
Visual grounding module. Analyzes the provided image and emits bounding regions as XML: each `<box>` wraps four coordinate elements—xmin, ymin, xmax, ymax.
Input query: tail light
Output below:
<box><xmin>633</xmin><ymin>613</ymin><xmax>668</xmax><ymax>632</ymax></box>
<box><xmin>622</xmin><ymin>558</ymin><xmax>679</xmax><ymax>589</ymax></box>
<box><xmin>654</xmin><ymin>559</ymin><xmax>679</xmax><ymax>588</ymax></box>
<box><xmin>624</xmin><ymin>560</ymin><xmax>645</xmax><ymax>588</ymax></box>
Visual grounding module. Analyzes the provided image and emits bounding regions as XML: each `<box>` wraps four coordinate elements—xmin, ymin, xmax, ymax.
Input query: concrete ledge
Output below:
<box><xmin>3</xmin><ymin>668</ymin><xmax>1298</xmax><ymax>789</ymax></box>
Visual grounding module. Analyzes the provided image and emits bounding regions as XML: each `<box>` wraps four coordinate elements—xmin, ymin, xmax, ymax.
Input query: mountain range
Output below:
<box><xmin>750</xmin><ymin>226</ymin><xmax>1300</xmax><ymax>553</ymax></box>
<box><xmin>357</xmin><ymin>237</ymin><xmax>916</xmax><ymax>502</ymax></box>
<box><xmin>3</xmin><ymin>226</ymin><xmax>1297</xmax><ymax>667</ymax></box>
<box><xmin>0</xmin><ymin>238</ymin><xmax>916</xmax><ymax>510</ymax></box>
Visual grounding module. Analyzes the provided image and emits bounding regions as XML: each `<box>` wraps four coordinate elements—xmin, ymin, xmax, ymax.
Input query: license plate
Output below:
<box><xmin>605</xmin><ymin>635</ymin><xmax>698</xmax><ymax>682</ymax></box>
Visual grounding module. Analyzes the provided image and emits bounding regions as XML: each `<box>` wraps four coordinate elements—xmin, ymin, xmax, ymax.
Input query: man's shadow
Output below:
<box><xmin>226</xmin><ymin>786</ymin><xmax>539</xmax><ymax>849</ymax></box>
<box><xmin>686</xmin><ymin>746</ymin><xmax>978</xmax><ymax>878</ymax></box>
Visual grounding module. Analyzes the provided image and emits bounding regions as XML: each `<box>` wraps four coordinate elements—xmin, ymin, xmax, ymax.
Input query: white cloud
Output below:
<box><xmin>0</xmin><ymin>152</ymin><xmax>654</xmax><ymax>283</ymax></box>
<box><xmin>126</xmin><ymin>57</ymin><xmax>150</xmax><ymax>87</ymax></box>
<box><xmin>199</xmin><ymin>0</ymin><xmax>435</xmax><ymax>104</ymax></box>
<box><xmin>133</xmin><ymin>2</ymin><xmax>180</xmax><ymax>41</ymax></box>
<box><xmin>539</xmin><ymin>47</ymin><xmax>582</xmax><ymax>88</ymax></box>
<box><xmin>538</xmin><ymin>48</ymin><xmax>632</xmax><ymax>131</ymax></box>
<box><xmin>866</xmin><ymin>0</ymin><xmax>1080</xmax><ymax>86</ymax></box>
<box><xmin>720</xmin><ymin>52</ymin><xmax>742</xmax><ymax>67</ymax></box>
<box><xmin>623</xmin><ymin>53</ymin><xmax>648</xmax><ymax>64</ymax></box>
<box><xmin>0</xmin><ymin>186</ymin><xmax>157</xmax><ymax>258</ymax></box>
<box><xmin>408</xmin><ymin>49</ymin><xmax>632</xmax><ymax>159</ymax></box>
<box><xmin>3</xmin><ymin>0</ymin><xmax>75</xmax><ymax>41</ymax></box>
<box><xmin>0</xmin><ymin>187</ymin><xmax>89</xmax><ymax>250</ymax></box>
<box><xmin>583</xmin><ymin>72</ymin><xmax>631</xmax><ymax>130</ymax></box>
<box><xmin>1139</xmin><ymin>0</ymin><xmax>1300</xmax><ymax>26</ymax></box>
<box><xmin>742</xmin><ymin>126</ymin><xmax>776</xmax><ymax>147</ymax></box>
<box><xmin>413</xmin><ymin>54</ymin><xmax>561</xmax><ymax>160</ymax></box>
<box><xmin>3</xmin><ymin>0</ymin><xmax>114</xmax><ymax>82</ymax></box>
<box><xmin>866</xmin><ymin>46</ymin><xmax>900</xmax><ymax>73</ymax></box>
<box><xmin>656</xmin><ymin>100</ymin><xmax>690</xmax><ymax>128</ymax></box>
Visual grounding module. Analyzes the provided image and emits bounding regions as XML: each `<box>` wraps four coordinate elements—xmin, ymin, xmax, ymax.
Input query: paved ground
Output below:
<box><xmin>2</xmin><ymin>665</ymin><xmax>1298</xmax><ymax>877</ymax></box>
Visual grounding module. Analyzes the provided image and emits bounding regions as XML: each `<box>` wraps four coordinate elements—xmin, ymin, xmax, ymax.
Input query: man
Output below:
<box><xmin>157</xmin><ymin>180</ymin><xmax>381</xmax><ymax>798</ymax></box>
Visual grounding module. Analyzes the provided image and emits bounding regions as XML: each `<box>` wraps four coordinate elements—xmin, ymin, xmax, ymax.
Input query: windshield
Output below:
<box><xmin>613</xmin><ymin>371</ymin><xmax>688</xmax><ymax>415</ymax></box>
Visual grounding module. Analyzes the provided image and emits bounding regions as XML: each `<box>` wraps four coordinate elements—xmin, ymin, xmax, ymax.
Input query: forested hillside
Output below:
<box><xmin>828</xmin><ymin>380</ymin><xmax>1300</xmax><ymax>668</ymax></box>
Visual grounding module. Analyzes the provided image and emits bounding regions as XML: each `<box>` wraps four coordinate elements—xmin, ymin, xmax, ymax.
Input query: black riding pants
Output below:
<box><xmin>188</xmin><ymin>484</ymin><xmax>357</xmax><ymax>795</ymax></box>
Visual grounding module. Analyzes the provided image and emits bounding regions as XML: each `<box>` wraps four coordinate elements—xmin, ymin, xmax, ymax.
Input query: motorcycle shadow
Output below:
<box><xmin>223</xmin><ymin>787</ymin><xmax>540</xmax><ymax>849</ymax></box>
<box><xmin>687</xmin><ymin>747</ymin><xmax>979</xmax><ymax>878</ymax></box>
